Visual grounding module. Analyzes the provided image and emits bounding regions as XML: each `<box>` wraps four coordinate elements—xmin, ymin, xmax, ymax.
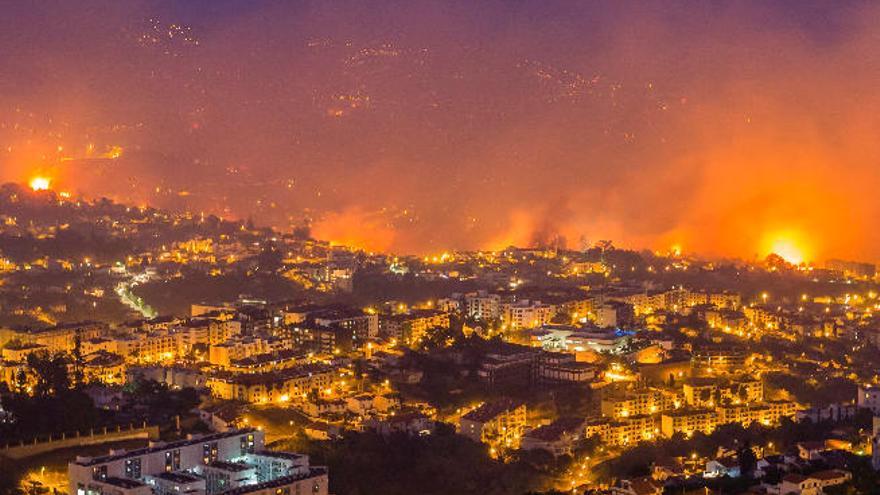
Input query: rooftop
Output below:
<box><xmin>215</xmin><ymin>467</ymin><xmax>328</xmax><ymax>495</ymax></box>
<box><xmin>98</xmin><ymin>477</ymin><xmax>146</xmax><ymax>489</ymax></box>
<box><xmin>462</xmin><ymin>398</ymin><xmax>524</xmax><ymax>423</ymax></box>
<box><xmin>208</xmin><ymin>460</ymin><xmax>253</xmax><ymax>473</ymax></box>
<box><xmin>524</xmin><ymin>417</ymin><xmax>585</xmax><ymax>441</ymax></box>
<box><xmin>151</xmin><ymin>471</ymin><xmax>203</xmax><ymax>484</ymax></box>
<box><xmin>73</xmin><ymin>428</ymin><xmax>259</xmax><ymax>466</ymax></box>
<box><xmin>210</xmin><ymin>364</ymin><xmax>334</xmax><ymax>386</ymax></box>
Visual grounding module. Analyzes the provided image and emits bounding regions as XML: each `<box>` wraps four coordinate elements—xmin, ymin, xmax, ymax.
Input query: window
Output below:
<box><xmin>165</xmin><ymin>449</ymin><xmax>180</xmax><ymax>472</ymax></box>
<box><xmin>240</xmin><ymin>433</ymin><xmax>256</xmax><ymax>454</ymax></box>
<box><xmin>125</xmin><ymin>458</ymin><xmax>142</xmax><ymax>479</ymax></box>
<box><xmin>92</xmin><ymin>466</ymin><xmax>107</xmax><ymax>481</ymax></box>
<box><xmin>203</xmin><ymin>442</ymin><xmax>219</xmax><ymax>463</ymax></box>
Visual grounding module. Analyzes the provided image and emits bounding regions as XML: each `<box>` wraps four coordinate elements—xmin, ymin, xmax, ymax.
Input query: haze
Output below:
<box><xmin>1</xmin><ymin>0</ymin><xmax>878</xmax><ymax>261</ymax></box>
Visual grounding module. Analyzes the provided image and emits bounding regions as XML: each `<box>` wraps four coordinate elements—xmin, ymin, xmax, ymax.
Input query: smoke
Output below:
<box><xmin>1</xmin><ymin>1</ymin><xmax>880</xmax><ymax>260</ymax></box>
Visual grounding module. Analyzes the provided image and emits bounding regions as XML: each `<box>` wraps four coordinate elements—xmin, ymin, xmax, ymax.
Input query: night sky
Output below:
<box><xmin>1</xmin><ymin>1</ymin><xmax>878</xmax><ymax>261</ymax></box>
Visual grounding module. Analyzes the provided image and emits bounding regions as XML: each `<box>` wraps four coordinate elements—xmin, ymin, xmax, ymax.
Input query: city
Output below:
<box><xmin>2</xmin><ymin>2</ymin><xmax>880</xmax><ymax>495</ymax></box>
<box><xmin>2</xmin><ymin>182</ymin><xmax>880</xmax><ymax>494</ymax></box>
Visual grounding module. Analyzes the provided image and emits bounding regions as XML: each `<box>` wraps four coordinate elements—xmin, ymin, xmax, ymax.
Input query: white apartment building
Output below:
<box><xmin>465</xmin><ymin>292</ymin><xmax>502</xmax><ymax>320</ymax></box>
<box><xmin>69</xmin><ymin>428</ymin><xmax>328</xmax><ymax>495</ymax></box>
<box><xmin>501</xmin><ymin>300</ymin><xmax>555</xmax><ymax>329</ymax></box>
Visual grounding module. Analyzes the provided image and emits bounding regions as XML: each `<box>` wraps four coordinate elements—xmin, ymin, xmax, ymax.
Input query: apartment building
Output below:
<box><xmin>586</xmin><ymin>415</ymin><xmax>659</xmax><ymax>446</ymax></box>
<box><xmin>465</xmin><ymin>292</ymin><xmax>502</xmax><ymax>320</ymax></box>
<box><xmin>682</xmin><ymin>377</ymin><xmax>763</xmax><ymax>408</ymax></box>
<box><xmin>501</xmin><ymin>300</ymin><xmax>555</xmax><ymax>329</ymax></box>
<box><xmin>206</xmin><ymin>365</ymin><xmax>335</xmax><ymax>403</ymax></box>
<box><xmin>660</xmin><ymin>409</ymin><xmax>718</xmax><ymax>438</ymax></box>
<box><xmin>68</xmin><ymin>429</ymin><xmax>328</xmax><ymax>495</ymax></box>
<box><xmin>459</xmin><ymin>399</ymin><xmax>527</xmax><ymax>451</ymax></box>
<box><xmin>601</xmin><ymin>387</ymin><xmax>682</xmax><ymax>419</ymax></box>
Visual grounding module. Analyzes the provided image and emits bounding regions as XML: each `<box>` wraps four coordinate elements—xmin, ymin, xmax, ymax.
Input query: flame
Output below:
<box><xmin>311</xmin><ymin>207</ymin><xmax>396</xmax><ymax>252</ymax></box>
<box><xmin>763</xmin><ymin>231</ymin><xmax>808</xmax><ymax>264</ymax></box>
<box><xmin>29</xmin><ymin>176</ymin><xmax>51</xmax><ymax>191</ymax></box>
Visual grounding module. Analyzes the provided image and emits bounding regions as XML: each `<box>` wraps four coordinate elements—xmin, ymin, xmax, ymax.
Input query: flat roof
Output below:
<box><xmin>98</xmin><ymin>477</ymin><xmax>146</xmax><ymax>489</ymax></box>
<box><xmin>208</xmin><ymin>461</ymin><xmax>253</xmax><ymax>473</ymax></box>
<box><xmin>73</xmin><ymin>429</ymin><xmax>259</xmax><ymax>467</ymax></box>
<box><xmin>151</xmin><ymin>472</ymin><xmax>203</xmax><ymax>484</ymax></box>
<box><xmin>216</xmin><ymin>468</ymin><xmax>328</xmax><ymax>495</ymax></box>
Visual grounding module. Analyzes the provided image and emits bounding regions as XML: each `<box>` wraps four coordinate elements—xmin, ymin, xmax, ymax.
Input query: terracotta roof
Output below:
<box><xmin>810</xmin><ymin>469</ymin><xmax>850</xmax><ymax>481</ymax></box>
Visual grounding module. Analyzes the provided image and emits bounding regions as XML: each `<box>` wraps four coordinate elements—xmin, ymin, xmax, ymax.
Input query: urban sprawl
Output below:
<box><xmin>2</xmin><ymin>183</ymin><xmax>880</xmax><ymax>495</ymax></box>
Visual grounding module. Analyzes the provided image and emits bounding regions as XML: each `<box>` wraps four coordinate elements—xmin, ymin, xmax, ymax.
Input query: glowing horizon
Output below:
<box><xmin>1</xmin><ymin>3</ymin><xmax>878</xmax><ymax>263</ymax></box>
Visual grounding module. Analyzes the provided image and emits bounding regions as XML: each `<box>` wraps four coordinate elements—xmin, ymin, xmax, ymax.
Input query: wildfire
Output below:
<box><xmin>763</xmin><ymin>231</ymin><xmax>809</xmax><ymax>265</ymax></box>
<box><xmin>29</xmin><ymin>176</ymin><xmax>51</xmax><ymax>191</ymax></box>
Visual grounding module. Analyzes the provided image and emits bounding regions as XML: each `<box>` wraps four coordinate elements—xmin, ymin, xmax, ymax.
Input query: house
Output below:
<box><xmin>779</xmin><ymin>469</ymin><xmax>851</xmax><ymax>495</ymax></box>
<box><xmin>780</xmin><ymin>474</ymin><xmax>817</xmax><ymax>495</ymax></box>
<box><xmin>198</xmin><ymin>403</ymin><xmax>242</xmax><ymax>432</ymax></box>
<box><xmin>303</xmin><ymin>422</ymin><xmax>341</xmax><ymax>440</ymax></box>
<box><xmin>755</xmin><ymin>454</ymin><xmax>788</xmax><ymax>478</ymax></box>
<box><xmin>611</xmin><ymin>476</ymin><xmax>664</xmax><ymax>495</ymax></box>
<box><xmin>808</xmin><ymin>469</ymin><xmax>852</xmax><ymax>491</ymax></box>
<box><xmin>301</xmin><ymin>399</ymin><xmax>347</xmax><ymax>418</ymax></box>
<box><xmin>365</xmin><ymin>412</ymin><xmax>435</xmax><ymax>437</ymax></box>
<box><xmin>459</xmin><ymin>399</ymin><xmax>527</xmax><ymax>451</ymax></box>
<box><xmin>796</xmin><ymin>441</ymin><xmax>828</xmax><ymax>461</ymax></box>
<box><xmin>520</xmin><ymin>417</ymin><xmax>585</xmax><ymax>457</ymax></box>
<box><xmin>345</xmin><ymin>394</ymin><xmax>376</xmax><ymax>416</ymax></box>
<box><xmin>704</xmin><ymin>457</ymin><xmax>741</xmax><ymax>478</ymax></box>
<box><xmin>651</xmin><ymin>461</ymin><xmax>686</xmax><ymax>481</ymax></box>
<box><xmin>83</xmin><ymin>350</ymin><xmax>126</xmax><ymax>385</ymax></box>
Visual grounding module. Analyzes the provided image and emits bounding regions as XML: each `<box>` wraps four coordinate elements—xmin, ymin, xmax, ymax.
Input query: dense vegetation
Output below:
<box><xmin>288</xmin><ymin>427</ymin><xmax>551</xmax><ymax>495</ymax></box>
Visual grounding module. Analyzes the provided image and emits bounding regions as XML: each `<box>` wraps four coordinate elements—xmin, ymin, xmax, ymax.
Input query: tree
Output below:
<box><xmin>26</xmin><ymin>351</ymin><xmax>70</xmax><ymax>397</ymax></box>
<box><xmin>256</xmin><ymin>243</ymin><xmax>283</xmax><ymax>274</ymax></box>
<box><xmin>13</xmin><ymin>368</ymin><xmax>28</xmax><ymax>394</ymax></box>
<box><xmin>72</xmin><ymin>333</ymin><xmax>85</xmax><ymax>388</ymax></box>
<box><xmin>737</xmin><ymin>444</ymin><xmax>758</xmax><ymax>478</ymax></box>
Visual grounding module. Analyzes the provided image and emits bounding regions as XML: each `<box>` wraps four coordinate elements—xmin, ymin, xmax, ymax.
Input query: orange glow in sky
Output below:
<box><xmin>29</xmin><ymin>176</ymin><xmax>51</xmax><ymax>191</ymax></box>
<box><xmin>763</xmin><ymin>231</ymin><xmax>809</xmax><ymax>264</ymax></box>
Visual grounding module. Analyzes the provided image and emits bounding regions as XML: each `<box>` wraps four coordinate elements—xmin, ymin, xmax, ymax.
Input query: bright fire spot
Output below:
<box><xmin>29</xmin><ymin>177</ymin><xmax>51</xmax><ymax>191</ymax></box>
<box><xmin>766</xmin><ymin>235</ymin><xmax>807</xmax><ymax>264</ymax></box>
<box><xmin>106</xmin><ymin>145</ymin><xmax>123</xmax><ymax>159</ymax></box>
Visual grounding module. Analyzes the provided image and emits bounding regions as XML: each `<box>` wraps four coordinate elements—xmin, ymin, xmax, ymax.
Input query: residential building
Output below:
<box><xmin>858</xmin><ymin>385</ymin><xmax>880</xmax><ymax>414</ymax></box>
<box><xmin>601</xmin><ymin>386</ymin><xmax>681</xmax><ymax>419</ymax></box>
<box><xmin>459</xmin><ymin>399</ymin><xmax>527</xmax><ymax>452</ymax></box>
<box><xmin>476</xmin><ymin>343</ymin><xmax>542</xmax><ymax>386</ymax></box>
<box><xmin>206</xmin><ymin>365</ymin><xmax>335</xmax><ymax>403</ymax></box>
<box><xmin>68</xmin><ymin>428</ymin><xmax>328</xmax><ymax>495</ymax></box>
<box><xmin>465</xmin><ymin>292</ymin><xmax>502</xmax><ymax>320</ymax></box>
<box><xmin>501</xmin><ymin>300</ymin><xmax>555</xmax><ymax>329</ymax></box>
<box><xmin>520</xmin><ymin>417</ymin><xmax>585</xmax><ymax>457</ymax></box>
<box><xmin>660</xmin><ymin>409</ymin><xmax>717</xmax><ymax>438</ymax></box>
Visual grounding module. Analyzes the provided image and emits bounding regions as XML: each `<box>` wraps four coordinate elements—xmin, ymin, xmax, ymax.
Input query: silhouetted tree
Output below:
<box><xmin>26</xmin><ymin>351</ymin><xmax>70</xmax><ymax>397</ymax></box>
<box><xmin>738</xmin><ymin>444</ymin><xmax>757</xmax><ymax>478</ymax></box>
<box><xmin>72</xmin><ymin>333</ymin><xmax>85</xmax><ymax>388</ymax></box>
